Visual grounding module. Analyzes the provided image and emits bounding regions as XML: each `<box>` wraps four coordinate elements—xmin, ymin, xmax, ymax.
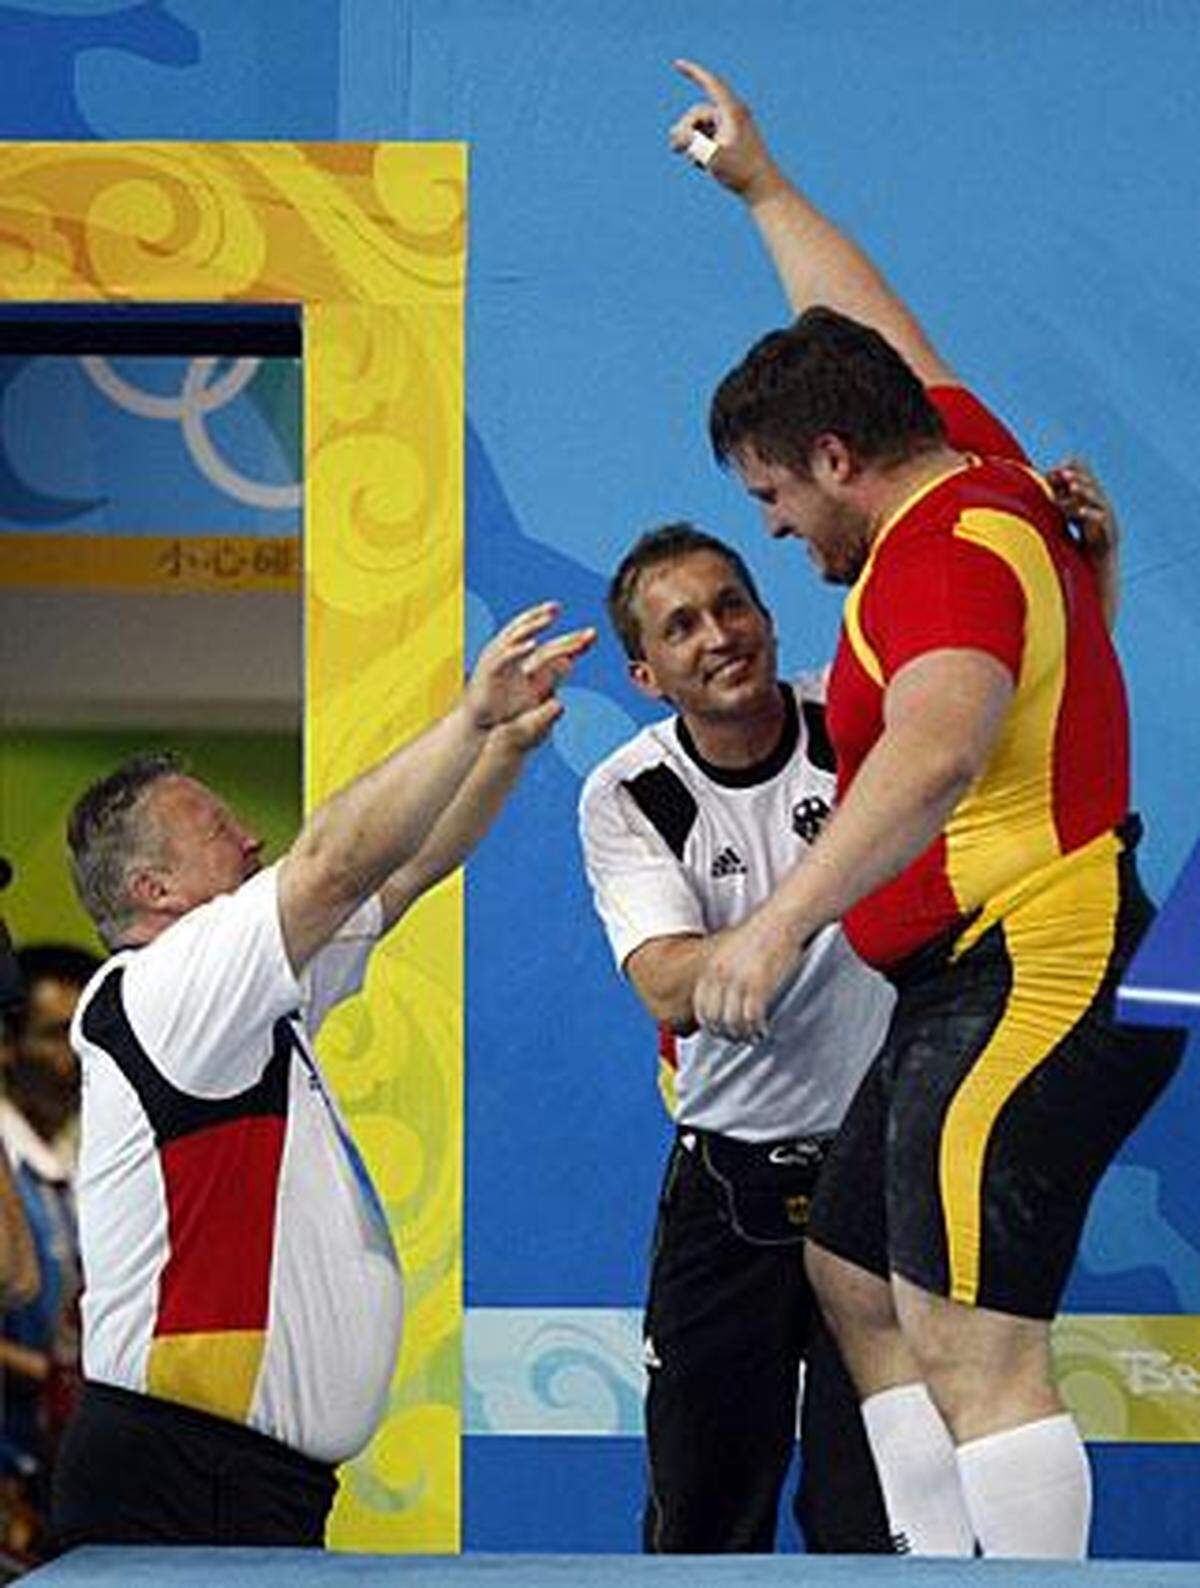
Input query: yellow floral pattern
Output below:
<box><xmin>0</xmin><ymin>140</ymin><xmax>467</xmax><ymax>1552</ymax></box>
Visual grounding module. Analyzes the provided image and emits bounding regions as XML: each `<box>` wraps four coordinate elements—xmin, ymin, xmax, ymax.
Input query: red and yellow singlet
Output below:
<box><xmin>828</xmin><ymin>387</ymin><xmax>1129</xmax><ymax>970</ymax></box>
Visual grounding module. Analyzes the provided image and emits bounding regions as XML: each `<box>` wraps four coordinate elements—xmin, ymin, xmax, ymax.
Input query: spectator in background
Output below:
<box><xmin>0</xmin><ymin>867</ymin><xmax>40</xmax><ymax>1318</ymax></box>
<box><xmin>0</xmin><ymin>944</ymin><xmax>99</xmax><ymax>1557</ymax></box>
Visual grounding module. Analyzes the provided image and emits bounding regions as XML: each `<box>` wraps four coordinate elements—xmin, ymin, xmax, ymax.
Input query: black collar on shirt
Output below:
<box><xmin>674</xmin><ymin>683</ymin><xmax>799</xmax><ymax>789</ymax></box>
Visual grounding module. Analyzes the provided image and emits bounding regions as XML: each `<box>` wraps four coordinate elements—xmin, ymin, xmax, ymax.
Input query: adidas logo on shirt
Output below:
<box><xmin>711</xmin><ymin>846</ymin><xmax>747</xmax><ymax>879</ymax></box>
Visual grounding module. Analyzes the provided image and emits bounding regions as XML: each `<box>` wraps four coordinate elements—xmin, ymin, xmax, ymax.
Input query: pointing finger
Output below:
<box><xmin>673</xmin><ymin>57</ymin><xmax>737</xmax><ymax>111</ymax></box>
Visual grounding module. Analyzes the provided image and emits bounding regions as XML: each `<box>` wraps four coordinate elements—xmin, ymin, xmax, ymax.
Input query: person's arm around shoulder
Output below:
<box><xmin>693</xmin><ymin>647</ymin><xmax>1014</xmax><ymax>1039</ymax></box>
<box><xmin>280</xmin><ymin>604</ymin><xmax>594</xmax><ymax>973</ymax></box>
<box><xmin>1047</xmin><ymin>457</ymin><xmax>1121</xmax><ymax>629</ymax></box>
<box><xmin>668</xmin><ymin>58</ymin><xmax>956</xmax><ymax>387</ymax></box>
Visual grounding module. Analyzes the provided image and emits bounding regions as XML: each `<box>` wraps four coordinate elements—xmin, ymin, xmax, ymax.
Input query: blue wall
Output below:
<box><xmin>7</xmin><ymin>0</ymin><xmax>1200</xmax><ymax>1556</ymax></box>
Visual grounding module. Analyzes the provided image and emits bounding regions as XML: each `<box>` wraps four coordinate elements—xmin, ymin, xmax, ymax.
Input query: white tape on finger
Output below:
<box><xmin>685</xmin><ymin>129</ymin><xmax>719</xmax><ymax>169</ymax></box>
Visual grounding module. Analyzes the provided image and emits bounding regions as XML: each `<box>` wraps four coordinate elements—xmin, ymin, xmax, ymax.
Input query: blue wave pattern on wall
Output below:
<box><xmin>0</xmin><ymin>1</ymin><xmax>197</xmax><ymax>138</ymax></box>
<box><xmin>464</xmin><ymin>417</ymin><xmax>670</xmax><ymax>1311</ymax></box>
<box><xmin>466</xmin><ymin>1308</ymin><xmax>643</xmax><ymax>1437</ymax></box>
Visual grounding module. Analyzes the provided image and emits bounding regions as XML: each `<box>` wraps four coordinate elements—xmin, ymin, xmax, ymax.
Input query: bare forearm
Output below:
<box><xmin>282</xmin><ymin>701</ymin><xmax>487</xmax><ymax>959</ymax></box>
<box><xmin>278</xmin><ymin>602</ymin><xmax>593</xmax><ymax>971</ymax></box>
<box><xmin>692</xmin><ymin>651</ymin><xmax>1012</xmax><ymax>1038</ymax></box>
<box><xmin>764</xmin><ymin>723</ymin><xmax>975</xmax><ymax>950</ymax></box>
<box><xmin>766</xmin><ymin>652</ymin><xmax>1012</xmax><ymax>946</ymax></box>
<box><xmin>379</xmin><ymin>733</ymin><xmax>528</xmax><ymax>927</ymax></box>
<box><xmin>1095</xmin><ymin>553</ymin><xmax>1119</xmax><ymax>629</ymax></box>
<box><xmin>626</xmin><ymin>934</ymin><xmax>712</xmax><ymax>1030</ymax></box>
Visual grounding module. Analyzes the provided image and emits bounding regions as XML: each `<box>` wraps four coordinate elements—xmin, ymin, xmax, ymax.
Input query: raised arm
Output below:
<box><xmin>377</xmin><ymin>698</ymin><xmax>562</xmax><ymax>930</ymax></box>
<box><xmin>280</xmin><ymin>605</ymin><xmax>594</xmax><ymax>972</ymax></box>
<box><xmin>669</xmin><ymin>58</ymin><xmax>957</xmax><ymax>387</ymax></box>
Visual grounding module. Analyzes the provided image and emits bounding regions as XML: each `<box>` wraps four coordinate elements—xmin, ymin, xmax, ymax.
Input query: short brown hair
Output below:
<box><xmin>607</xmin><ymin>522</ymin><xmax>769</xmax><ymax>661</ymax></box>
<box><xmin>710</xmin><ymin>306</ymin><xmax>945</xmax><ymax>477</ymax></box>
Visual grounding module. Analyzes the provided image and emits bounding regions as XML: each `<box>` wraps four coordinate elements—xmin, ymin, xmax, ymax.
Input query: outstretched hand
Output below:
<box><xmin>668</xmin><ymin>58</ymin><xmax>780</xmax><ymax>202</ymax></box>
<box><xmin>466</xmin><ymin>602</ymin><xmax>596</xmax><ymax>732</ymax></box>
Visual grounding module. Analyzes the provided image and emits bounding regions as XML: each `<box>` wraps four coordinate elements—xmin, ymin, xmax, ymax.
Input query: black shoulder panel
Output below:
<box><xmin>801</xmin><ymin>699</ymin><xmax>836</xmax><ymax>774</ymax></box>
<box><xmin>80</xmin><ymin>965</ymin><xmax>292</xmax><ymax>1143</ymax></box>
<box><xmin>622</xmin><ymin>765</ymin><xmax>698</xmax><ymax>860</ymax></box>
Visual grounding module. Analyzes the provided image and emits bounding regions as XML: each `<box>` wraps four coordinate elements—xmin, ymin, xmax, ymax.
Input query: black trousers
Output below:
<box><xmin>51</xmin><ymin>1381</ymin><xmax>338</xmax><ymax>1549</ymax></box>
<box><xmin>642</xmin><ymin>1129</ymin><xmax>890</xmax><ymax>1554</ymax></box>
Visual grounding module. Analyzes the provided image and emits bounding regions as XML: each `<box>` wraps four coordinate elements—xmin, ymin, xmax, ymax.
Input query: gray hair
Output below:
<box><xmin>66</xmin><ymin>752</ymin><xmax>182</xmax><ymax>949</ymax></box>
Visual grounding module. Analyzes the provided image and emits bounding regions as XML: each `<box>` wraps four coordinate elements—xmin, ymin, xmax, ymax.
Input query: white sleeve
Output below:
<box><xmin>578</xmin><ymin>771</ymin><xmax>705</xmax><ymax>972</ymax></box>
<box><xmin>299</xmin><ymin>893</ymin><xmax>383</xmax><ymax>1035</ymax></box>
<box><xmin>118</xmin><ymin>864</ymin><xmax>302</xmax><ymax>1096</ymax></box>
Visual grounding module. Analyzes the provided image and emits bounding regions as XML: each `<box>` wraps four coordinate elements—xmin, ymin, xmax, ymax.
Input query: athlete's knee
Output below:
<box><xmin>892</xmin><ymin>1278</ymin><xmax>1059</xmax><ymax>1440</ymax></box>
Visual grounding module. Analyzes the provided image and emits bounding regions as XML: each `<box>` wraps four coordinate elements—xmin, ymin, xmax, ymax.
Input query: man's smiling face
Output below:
<box><xmin>628</xmin><ymin>549</ymin><xmax>778</xmax><ymax>722</ymax></box>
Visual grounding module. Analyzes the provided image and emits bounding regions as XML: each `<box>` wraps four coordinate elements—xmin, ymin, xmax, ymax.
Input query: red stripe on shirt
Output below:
<box><xmin>155</xmin><ymin>1115</ymin><xmax>285</xmax><ymax>1335</ymax></box>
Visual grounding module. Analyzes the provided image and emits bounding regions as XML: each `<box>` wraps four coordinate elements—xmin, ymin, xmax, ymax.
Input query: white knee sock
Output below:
<box><xmin>860</xmin><ymin>1383</ymin><xmax>975</xmax><ymax>1555</ymax></box>
<box><xmin>956</xmin><ymin>1412</ymin><xmax>1091</xmax><ymax>1558</ymax></box>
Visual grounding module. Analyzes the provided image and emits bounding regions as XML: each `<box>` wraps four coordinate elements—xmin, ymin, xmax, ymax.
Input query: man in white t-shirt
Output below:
<box><xmin>579</xmin><ymin>523</ymin><xmax>893</xmax><ymax>1552</ymax></box>
<box><xmin>53</xmin><ymin>601</ymin><xmax>593</xmax><ymax>1549</ymax></box>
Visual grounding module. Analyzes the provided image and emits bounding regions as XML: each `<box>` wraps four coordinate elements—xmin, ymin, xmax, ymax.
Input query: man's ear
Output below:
<box><xmin>810</xmin><ymin>432</ymin><xmax>856</xmax><ymax>486</ymax></box>
<box><xmin>628</xmin><ymin>658</ymin><xmax>667</xmax><ymax>703</ymax></box>
<box><xmin>125</xmin><ymin>864</ymin><xmax>170</xmax><ymax>913</ymax></box>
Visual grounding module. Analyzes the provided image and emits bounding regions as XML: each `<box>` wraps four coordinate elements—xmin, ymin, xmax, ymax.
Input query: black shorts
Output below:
<box><xmin>808</xmin><ymin>833</ymin><xmax>1184</xmax><ymax>1319</ymax></box>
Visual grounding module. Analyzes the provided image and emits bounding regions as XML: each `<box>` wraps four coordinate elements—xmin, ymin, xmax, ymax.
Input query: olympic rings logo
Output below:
<box><xmin>80</xmin><ymin>354</ymin><xmax>301</xmax><ymax>512</ymax></box>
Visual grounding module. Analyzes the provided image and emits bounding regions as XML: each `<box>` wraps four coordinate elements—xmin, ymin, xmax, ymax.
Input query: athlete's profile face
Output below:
<box><xmin>735</xmin><ymin>448</ymin><xmax>871</xmax><ymax>587</ymax></box>
<box><xmin>628</xmin><ymin>551</ymin><xmax>777</xmax><ymax>722</ymax></box>
<box><xmin>143</xmin><ymin>776</ymin><xmax>264</xmax><ymax>915</ymax></box>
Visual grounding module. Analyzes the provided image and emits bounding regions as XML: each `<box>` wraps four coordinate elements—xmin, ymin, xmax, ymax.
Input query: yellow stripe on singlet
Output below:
<box><xmin>939</xmin><ymin>830</ymin><xmax>1121</xmax><ymax>1305</ymax></box>
<box><xmin>841</xmin><ymin>577</ymin><xmax>884</xmax><ymax>687</ymax></box>
<box><xmin>943</xmin><ymin>509</ymin><xmax>1066</xmax><ymax>915</ymax></box>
